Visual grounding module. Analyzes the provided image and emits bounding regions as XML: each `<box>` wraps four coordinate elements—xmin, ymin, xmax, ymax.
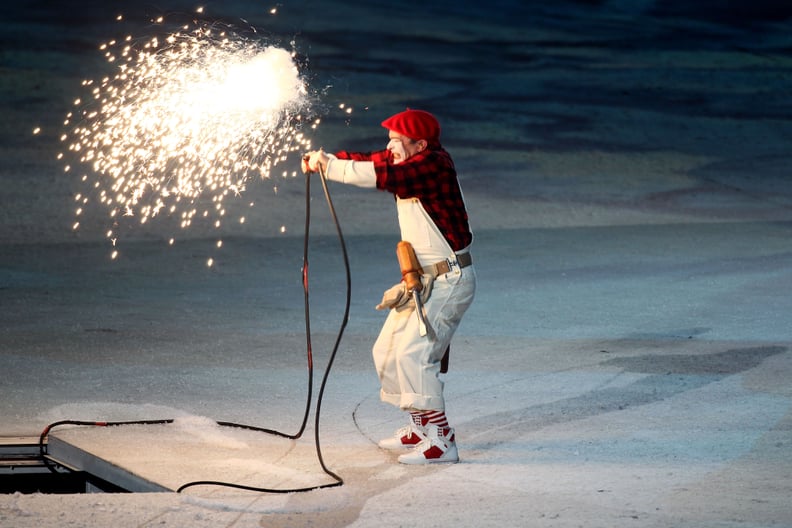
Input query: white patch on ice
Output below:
<box><xmin>181</xmin><ymin>485</ymin><xmax>351</xmax><ymax>514</ymax></box>
<box><xmin>370</xmin><ymin>464</ymin><xmax>408</xmax><ymax>481</ymax></box>
<box><xmin>39</xmin><ymin>402</ymin><xmax>189</xmax><ymax>424</ymax></box>
<box><xmin>171</xmin><ymin>415</ymin><xmax>249</xmax><ymax>449</ymax></box>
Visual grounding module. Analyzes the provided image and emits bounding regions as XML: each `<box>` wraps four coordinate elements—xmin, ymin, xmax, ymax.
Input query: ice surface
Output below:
<box><xmin>2</xmin><ymin>1</ymin><xmax>792</xmax><ymax>527</ymax></box>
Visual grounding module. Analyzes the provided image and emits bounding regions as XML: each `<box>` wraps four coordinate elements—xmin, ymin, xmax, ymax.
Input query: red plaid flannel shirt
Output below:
<box><xmin>335</xmin><ymin>147</ymin><xmax>473</xmax><ymax>251</ymax></box>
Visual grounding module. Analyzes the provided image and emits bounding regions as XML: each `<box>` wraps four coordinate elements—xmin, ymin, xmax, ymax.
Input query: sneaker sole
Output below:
<box><xmin>398</xmin><ymin>445</ymin><xmax>459</xmax><ymax>465</ymax></box>
<box><xmin>378</xmin><ymin>440</ymin><xmax>417</xmax><ymax>450</ymax></box>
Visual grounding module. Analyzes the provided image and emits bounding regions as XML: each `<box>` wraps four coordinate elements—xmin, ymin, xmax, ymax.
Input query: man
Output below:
<box><xmin>302</xmin><ymin>108</ymin><xmax>475</xmax><ymax>464</ymax></box>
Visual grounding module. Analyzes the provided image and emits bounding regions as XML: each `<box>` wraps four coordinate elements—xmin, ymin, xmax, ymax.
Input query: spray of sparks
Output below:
<box><xmin>62</xmin><ymin>11</ymin><xmax>319</xmax><ymax>264</ymax></box>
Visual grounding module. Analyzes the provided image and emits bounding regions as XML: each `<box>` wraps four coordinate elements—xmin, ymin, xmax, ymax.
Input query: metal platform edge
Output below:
<box><xmin>46</xmin><ymin>435</ymin><xmax>172</xmax><ymax>493</ymax></box>
<box><xmin>1</xmin><ymin>436</ymin><xmax>45</xmax><ymax>471</ymax></box>
<box><xmin>0</xmin><ymin>436</ymin><xmax>41</xmax><ymax>455</ymax></box>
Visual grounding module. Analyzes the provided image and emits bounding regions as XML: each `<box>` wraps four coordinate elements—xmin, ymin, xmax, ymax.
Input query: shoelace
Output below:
<box><xmin>396</xmin><ymin>425</ymin><xmax>414</xmax><ymax>439</ymax></box>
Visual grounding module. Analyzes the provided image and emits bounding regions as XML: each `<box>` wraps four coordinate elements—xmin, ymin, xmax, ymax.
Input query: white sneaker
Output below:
<box><xmin>378</xmin><ymin>420</ymin><xmax>427</xmax><ymax>450</ymax></box>
<box><xmin>398</xmin><ymin>424</ymin><xmax>459</xmax><ymax>465</ymax></box>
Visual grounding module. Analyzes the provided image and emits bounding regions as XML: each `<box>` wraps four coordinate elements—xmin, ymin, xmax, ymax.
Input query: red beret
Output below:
<box><xmin>381</xmin><ymin>109</ymin><xmax>441</xmax><ymax>144</ymax></box>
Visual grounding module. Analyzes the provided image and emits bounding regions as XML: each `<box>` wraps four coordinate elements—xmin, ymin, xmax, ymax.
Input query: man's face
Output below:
<box><xmin>387</xmin><ymin>132</ymin><xmax>426</xmax><ymax>164</ymax></box>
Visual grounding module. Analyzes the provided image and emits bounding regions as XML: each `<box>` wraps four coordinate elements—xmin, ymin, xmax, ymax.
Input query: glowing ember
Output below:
<box><xmin>62</xmin><ymin>12</ymin><xmax>317</xmax><ymax>258</ymax></box>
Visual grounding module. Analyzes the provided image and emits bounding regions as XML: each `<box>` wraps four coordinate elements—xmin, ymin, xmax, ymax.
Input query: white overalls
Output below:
<box><xmin>374</xmin><ymin>197</ymin><xmax>476</xmax><ymax>411</ymax></box>
<box><xmin>324</xmin><ymin>156</ymin><xmax>476</xmax><ymax>412</ymax></box>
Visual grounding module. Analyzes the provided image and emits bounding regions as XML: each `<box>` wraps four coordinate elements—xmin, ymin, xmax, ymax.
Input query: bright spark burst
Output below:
<box><xmin>63</xmin><ymin>14</ymin><xmax>317</xmax><ymax>259</ymax></box>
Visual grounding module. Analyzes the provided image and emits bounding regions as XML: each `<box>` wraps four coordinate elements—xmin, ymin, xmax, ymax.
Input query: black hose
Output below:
<box><xmin>40</xmin><ymin>165</ymin><xmax>348</xmax><ymax>493</ymax></box>
<box><xmin>312</xmin><ymin>164</ymin><xmax>350</xmax><ymax>485</ymax></box>
<box><xmin>176</xmin><ymin>165</ymin><xmax>346</xmax><ymax>493</ymax></box>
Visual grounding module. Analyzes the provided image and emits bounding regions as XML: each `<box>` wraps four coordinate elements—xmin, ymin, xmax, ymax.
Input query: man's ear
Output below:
<box><xmin>417</xmin><ymin>139</ymin><xmax>428</xmax><ymax>152</ymax></box>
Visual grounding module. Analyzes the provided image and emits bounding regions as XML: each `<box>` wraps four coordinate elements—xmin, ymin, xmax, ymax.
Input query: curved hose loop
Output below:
<box><xmin>204</xmin><ymin>166</ymin><xmax>318</xmax><ymax>442</ymax></box>
<box><xmin>177</xmin><ymin>165</ymin><xmax>347</xmax><ymax>493</ymax></box>
<box><xmin>40</xmin><ymin>163</ymin><xmax>348</xmax><ymax>493</ymax></box>
<box><xmin>178</xmin><ymin>165</ymin><xmax>348</xmax><ymax>493</ymax></box>
<box><xmin>311</xmin><ymin>163</ymin><xmax>349</xmax><ymax>486</ymax></box>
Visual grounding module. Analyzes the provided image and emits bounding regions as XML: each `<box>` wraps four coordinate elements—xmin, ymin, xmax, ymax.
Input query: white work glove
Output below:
<box><xmin>376</xmin><ymin>282</ymin><xmax>410</xmax><ymax>311</ymax></box>
<box><xmin>375</xmin><ymin>275</ymin><xmax>434</xmax><ymax>311</ymax></box>
<box><xmin>301</xmin><ymin>149</ymin><xmax>329</xmax><ymax>174</ymax></box>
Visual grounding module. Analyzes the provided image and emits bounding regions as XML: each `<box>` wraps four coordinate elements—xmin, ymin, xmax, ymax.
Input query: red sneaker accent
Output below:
<box><xmin>398</xmin><ymin>425</ymin><xmax>458</xmax><ymax>465</ymax></box>
<box><xmin>378</xmin><ymin>420</ymin><xmax>428</xmax><ymax>450</ymax></box>
<box><xmin>400</xmin><ymin>432</ymin><xmax>423</xmax><ymax>446</ymax></box>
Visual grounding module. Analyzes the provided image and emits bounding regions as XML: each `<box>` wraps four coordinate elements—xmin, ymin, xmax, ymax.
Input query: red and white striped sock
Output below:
<box><xmin>412</xmin><ymin>410</ymin><xmax>450</xmax><ymax>435</ymax></box>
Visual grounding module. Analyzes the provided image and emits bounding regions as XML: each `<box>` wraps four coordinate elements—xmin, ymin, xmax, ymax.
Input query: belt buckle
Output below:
<box><xmin>446</xmin><ymin>257</ymin><xmax>460</xmax><ymax>275</ymax></box>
